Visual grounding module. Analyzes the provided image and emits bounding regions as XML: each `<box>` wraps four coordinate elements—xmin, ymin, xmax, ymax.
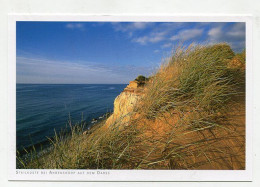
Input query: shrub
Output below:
<box><xmin>135</xmin><ymin>75</ymin><xmax>148</xmax><ymax>82</ymax></box>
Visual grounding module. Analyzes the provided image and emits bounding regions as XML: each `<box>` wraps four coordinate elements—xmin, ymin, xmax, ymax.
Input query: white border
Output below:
<box><xmin>8</xmin><ymin>14</ymin><xmax>253</xmax><ymax>181</ymax></box>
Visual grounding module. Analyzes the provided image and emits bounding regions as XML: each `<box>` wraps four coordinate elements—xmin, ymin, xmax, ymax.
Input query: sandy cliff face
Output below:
<box><xmin>105</xmin><ymin>81</ymin><xmax>144</xmax><ymax>127</ymax></box>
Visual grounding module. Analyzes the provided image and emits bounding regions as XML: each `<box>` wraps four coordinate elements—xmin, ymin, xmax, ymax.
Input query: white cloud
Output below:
<box><xmin>131</xmin><ymin>23</ymin><xmax>189</xmax><ymax>45</ymax></box>
<box><xmin>170</xmin><ymin>28</ymin><xmax>204</xmax><ymax>41</ymax></box>
<box><xmin>154</xmin><ymin>49</ymin><xmax>160</xmax><ymax>53</ymax></box>
<box><xmin>207</xmin><ymin>22</ymin><xmax>245</xmax><ymax>52</ymax></box>
<box><xmin>65</xmin><ymin>23</ymin><xmax>85</xmax><ymax>30</ymax></box>
<box><xmin>115</xmin><ymin>22</ymin><xmax>196</xmax><ymax>45</ymax></box>
<box><xmin>231</xmin><ymin>22</ymin><xmax>245</xmax><ymax>31</ymax></box>
<box><xmin>133</xmin><ymin>36</ymin><xmax>149</xmax><ymax>45</ymax></box>
<box><xmin>132</xmin><ymin>22</ymin><xmax>149</xmax><ymax>29</ymax></box>
<box><xmin>133</xmin><ymin>31</ymin><xmax>166</xmax><ymax>45</ymax></box>
<box><xmin>112</xmin><ymin>22</ymin><xmax>153</xmax><ymax>33</ymax></box>
<box><xmin>150</xmin><ymin>32</ymin><xmax>166</xmax><ymax>43</ymax></box>
<box><xmin>226</xmin><ymin>23</ymin><xmax>245</xmax><ymax>40</ymax></box>
<box><xmin>16</xmin><ymin>56</ymin><xmax>154</xmax><ymax>84</ymax></box>
<box><xmin>161</xmin><ymin>43</ymin><xmax>173</xmax><ymax>48</ymax></box>
<box><xmin>208</xmin><ymin>27</ymin><xmax>222</xmax><ymax>38</ymax></box>
<box><xmin>208</xmin><ymin>23</ymin><xmax>245</xmax><ymax>42</ymax></box>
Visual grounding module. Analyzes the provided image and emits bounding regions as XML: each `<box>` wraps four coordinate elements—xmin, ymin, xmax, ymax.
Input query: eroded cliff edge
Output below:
<box><xmin>105</xmin><ymin>80</ymin><xmax>145</xmax><ymax>127</ymax></box>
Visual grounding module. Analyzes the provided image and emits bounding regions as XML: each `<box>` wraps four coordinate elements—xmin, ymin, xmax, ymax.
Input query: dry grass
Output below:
<box><xmin>17</xmin><ymin>43</ymin><xmax>246</xmax><ymax>169</ymax></box>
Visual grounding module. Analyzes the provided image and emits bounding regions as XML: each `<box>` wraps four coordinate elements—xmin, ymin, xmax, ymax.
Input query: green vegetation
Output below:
<box><xmin>17</xmin><ymin>115</ymin><xmax>140</xmax><ymax>169</ymax></box>
<box><xmin>140</xmin><ymin>43</ymin><xmax>245</xmax><ymax>119</ymax></box>
<box><xmin>17</xmin><ymin>43</ymin><xmax>245</xmax><ymax>169</ymax></box>
<box><xmin>236</xmin><ymin>49</ymin><xmax>246</xmax><ymax>63</ymax></box>
<box><xmin>135</xmin><ymin>75</ymin><xmax>149</xmax><ymax>82</ymax></box>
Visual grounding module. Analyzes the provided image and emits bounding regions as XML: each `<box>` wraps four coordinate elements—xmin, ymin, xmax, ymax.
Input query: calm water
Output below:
<box><xmin>16</xmin><ymin>84</ymin><xmax>126</xmax><ymax>151</ymax></box>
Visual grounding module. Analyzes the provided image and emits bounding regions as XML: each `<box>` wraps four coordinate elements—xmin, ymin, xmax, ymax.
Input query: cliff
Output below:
<box><xmin>105</xmin><ymin>80</ymin><xmax>145</xmax><ymax>127</ymax></box>
<box><xmin>22</xmin><ymin>43</ymin><xmax>245</xmax><ymax>170</ymax></box>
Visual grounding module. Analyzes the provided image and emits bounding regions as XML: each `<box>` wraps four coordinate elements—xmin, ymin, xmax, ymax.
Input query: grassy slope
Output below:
<box><xmin>18</xmin><ymin>43</ymin><xmax>246</xmax><ymax>169</ymax></box>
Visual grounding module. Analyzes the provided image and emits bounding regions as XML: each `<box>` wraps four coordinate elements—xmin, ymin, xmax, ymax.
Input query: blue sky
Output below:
<box><xmin>16</xmin><ymin>22</ymin><xmax>245</xmax><ymax>84</ymax></box>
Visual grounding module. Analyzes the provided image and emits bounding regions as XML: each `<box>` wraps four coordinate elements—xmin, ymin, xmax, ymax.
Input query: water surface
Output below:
<box><xmin>16</xmin><ymin>84</ymin><xmax>126</xmax><ymax>151</ymax></box>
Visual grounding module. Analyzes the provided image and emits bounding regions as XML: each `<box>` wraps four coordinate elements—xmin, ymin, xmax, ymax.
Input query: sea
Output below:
<box><xmin>16</xmin><ymin>84</ymin><xmax>126</xmax><ymax>153</ymax></box>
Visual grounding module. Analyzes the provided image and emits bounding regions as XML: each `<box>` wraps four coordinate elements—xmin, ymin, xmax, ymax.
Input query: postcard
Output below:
<box><xmin>8</xmin><ymin>15</ymin><xmax>252</xmax><ymax>181</ymax></box>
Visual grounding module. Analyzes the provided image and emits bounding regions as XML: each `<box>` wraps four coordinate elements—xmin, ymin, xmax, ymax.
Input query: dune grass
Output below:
<box><xmin>17</xmin><ymin>43</ymin><xmax>246</xmax><ymax>169</ymax></box>
<box><xmin>139</xmin><ymin>44</ymin><xmax>244</xmax><ymax>119</ymax></box>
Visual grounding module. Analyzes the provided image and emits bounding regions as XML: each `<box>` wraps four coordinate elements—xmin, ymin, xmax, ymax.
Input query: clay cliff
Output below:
<box><xmin>105</xmin><ymin>80</ymin><xmax>145</xmax><ymax>127</ymax></box>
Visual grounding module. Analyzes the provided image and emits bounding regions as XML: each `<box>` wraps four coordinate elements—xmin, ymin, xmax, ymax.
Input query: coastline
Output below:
<box><xmin>16</xmin><ymin>84</ymin><xmax>125</xmax><ymax>154</ymax></box>
<box><xmin>17</xmin><ymin>44</ymin><xmax>246</xmax><ymax>170</ymax></box>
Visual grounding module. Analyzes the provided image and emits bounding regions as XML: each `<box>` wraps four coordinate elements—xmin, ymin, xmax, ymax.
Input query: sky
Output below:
<box><xmin>16</xmin><ymin>22</ymin><xmax>245</xmax><ymax>84</ymax></box>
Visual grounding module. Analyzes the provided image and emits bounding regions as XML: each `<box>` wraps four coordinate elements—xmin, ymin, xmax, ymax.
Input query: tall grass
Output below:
<box><xmin>135</xmin><ymin>43</ymin><xmax>245</xmax><ymax>169</ymax></box>
<box><xmin>18</xmin><ymin>43</ymin><xmax>246</xmax><ymax>169</ymax></box>
<box><xmin>139</xmin><ymin>43</ymin><xmax>244</xmax><ymax>119</ymax></box>
<box><xmin>17</xmin><ymin>113</ymin><xmax>142</xmax><ymax>169</ymax></box>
